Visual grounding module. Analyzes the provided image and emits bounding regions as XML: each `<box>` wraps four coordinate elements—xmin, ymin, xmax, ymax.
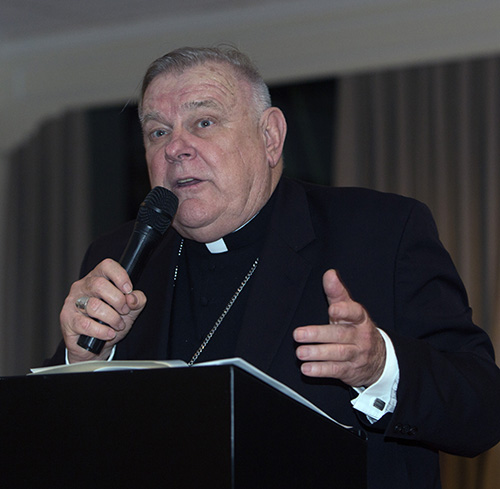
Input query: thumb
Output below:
<box><xmin>323</xmin><ymin>269</ymin><xmax>350</xmax><ymax>306</ymax></box>
<box><xmin>126</xmin><ymin>291</ymin><xmax>147</xmax><ymax>311</ymax></box>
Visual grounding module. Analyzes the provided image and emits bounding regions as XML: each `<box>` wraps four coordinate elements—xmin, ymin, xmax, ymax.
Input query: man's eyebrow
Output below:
<box><xmin>181</xmin><ymin>99</ymin><xmax>222</xmax><ymax>111</ymax></box>
<box><xmin>139</xmin><ymin>111</ymin><xmax>165</xmax><ymax>126</ymax></box>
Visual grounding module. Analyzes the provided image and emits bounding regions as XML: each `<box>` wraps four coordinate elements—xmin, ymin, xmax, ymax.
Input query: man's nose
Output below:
<box><xmin>164</xmin><ymin>130</ymin><xmax>195</xmax><ymax>163</ymax></box>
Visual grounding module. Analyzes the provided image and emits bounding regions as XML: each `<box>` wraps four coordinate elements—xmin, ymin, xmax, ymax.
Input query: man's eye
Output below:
<box><xmin>151</xmin><ymin>129</ymin><xmax>167</xmax><ymax>139</ymax></box>
<box><xmin>197</xmin><ymin>119</ymin><xmax>213</xmax><ymax>128</ymax></box>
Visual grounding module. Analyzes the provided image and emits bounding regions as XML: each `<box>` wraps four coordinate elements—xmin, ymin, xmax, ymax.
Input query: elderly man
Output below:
<box><xmin>50</xmin><ymin>47</ymin><xmax>500</xmax><ymax>488</ymax></box>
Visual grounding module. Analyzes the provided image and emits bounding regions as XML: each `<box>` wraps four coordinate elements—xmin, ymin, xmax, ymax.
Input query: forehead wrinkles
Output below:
<box><xmin>178</xmin><ymin>65</ymin><xmax>241</xmax><ymax>114</ymax></box>
<box><xmin>142</xmin><ymin>63</ymin><xmax>254</xmax><ymax>118</ymax></box>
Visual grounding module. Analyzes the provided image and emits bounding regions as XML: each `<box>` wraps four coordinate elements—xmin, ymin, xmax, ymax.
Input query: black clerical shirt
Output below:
<box><xmin>167</xmin><ymin>192</ymin><xmax>276</xmax><ymax>364</ymax></box>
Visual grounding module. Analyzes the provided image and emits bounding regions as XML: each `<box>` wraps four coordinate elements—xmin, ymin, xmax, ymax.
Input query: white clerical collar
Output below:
<box><xmin>204</xmin><ymin>212</ymin><xmax>259</xmax><ymax>254</ymax></box>
<box><xmin>205</xmin><ymin>238</ymin><xmax>229</xmax><ymax>254</ymax></box>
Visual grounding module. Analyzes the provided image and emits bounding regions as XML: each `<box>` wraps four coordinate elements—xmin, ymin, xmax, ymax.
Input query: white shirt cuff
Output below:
<box><xmin>350</xmin><ymin>328</ymin><xmax>399</xmax><ymax>423</ymax></box>
<box><xmin>65</xmin><ymin>345</ymin><xmax>116</xmax><ymax>364</ymax></box>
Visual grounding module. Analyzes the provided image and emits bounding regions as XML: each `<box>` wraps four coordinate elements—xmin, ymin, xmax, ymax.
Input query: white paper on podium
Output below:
<box><xmin>30</xmin><ymin>359</ymin><xmax>187</xmax><ymax>374</ymax></box>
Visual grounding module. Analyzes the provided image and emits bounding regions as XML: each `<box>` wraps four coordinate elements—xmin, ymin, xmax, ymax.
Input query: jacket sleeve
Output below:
<box><xmin>382</xmin><ymin>200</ymin><xmax>500</xmax><ymax>456</ymax></box>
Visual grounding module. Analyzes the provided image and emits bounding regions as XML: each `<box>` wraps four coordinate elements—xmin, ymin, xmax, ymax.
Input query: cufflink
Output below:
<box><xmin>394</xmin><ymin>424</ymin><xmax>418</xmax><ymax>436</ymax></box>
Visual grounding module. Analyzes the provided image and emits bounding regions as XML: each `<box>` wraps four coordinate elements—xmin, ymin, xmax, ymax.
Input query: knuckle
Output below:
<box><xmin>336</xmin><ymin>343</ymin><xmax>349</xmax><ymax>359</ymax></box>
<box><xmin>86</xmin><ymin>296</ymin><xmax>102</xmax><ymax>314</ymax></box>
<box><xmin>326</xmin><ymin>362</ymin><xmax>343</xmax><ymax>378</ymax></box>
<box><xmin>68</xmin><ymin>281</ymin><xmax>85</xmax><ymax>299</ymax></box>
<box><xmin>92</xmin><ymin>275</ymin><xmax>107</xmax><ymax>289</ymax></box>
<box><xmin>97</xmin><ymin>258</ymin><xmax>117</xmax><ymax>275</ymax></box>
<box><xmin>101</xmin><ymin>258</ymin><xmax>115</xmax><ymax>267</ymax></box>
<box><xmin>90</xmin><ymin>276</ymin><xmax>110</xmax><ymax>294</ymax></box>
<box><xmin>322</xmin><ymin>343</ymin><xmax>336</xmax><ymax>359</ymax></box>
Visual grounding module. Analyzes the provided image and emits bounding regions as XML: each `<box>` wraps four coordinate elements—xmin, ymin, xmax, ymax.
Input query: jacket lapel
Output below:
<box><xmin>235</xmin><ymin>179</ymin><xmax>317</xmax><ymax>371</ymax></box>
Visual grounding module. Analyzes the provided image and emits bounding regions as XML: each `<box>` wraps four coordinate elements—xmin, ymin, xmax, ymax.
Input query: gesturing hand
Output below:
<box><xmin>294</xmin><ymin>269</ymin><xmax>386</xmax><ymax>388</ymax></box>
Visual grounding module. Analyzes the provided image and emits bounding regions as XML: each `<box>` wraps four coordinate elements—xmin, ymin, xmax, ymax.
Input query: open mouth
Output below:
<box><xmin>176</xmin><ymin>178</ymin><xmax>202</xmax><ymax>188</ymax></box>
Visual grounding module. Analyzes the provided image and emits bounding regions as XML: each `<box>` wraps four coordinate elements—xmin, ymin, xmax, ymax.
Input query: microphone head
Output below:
<box><xmin>137</xmin><ymin>186</ymin><xmax>179</xmax><ymax>234</ymax></box>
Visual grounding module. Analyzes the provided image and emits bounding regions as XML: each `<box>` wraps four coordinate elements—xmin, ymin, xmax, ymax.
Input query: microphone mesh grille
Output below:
<box><xmin>137</xmin><ymin>186</ymin><xmax>179</xmax><ymax>234</ymax></box>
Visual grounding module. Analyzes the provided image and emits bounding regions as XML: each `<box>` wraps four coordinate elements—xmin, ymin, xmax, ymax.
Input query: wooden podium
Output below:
<box><xmin>0</xmin><ymin>362</ymin><xmax>366</xmax><ymax>488</ymax></box>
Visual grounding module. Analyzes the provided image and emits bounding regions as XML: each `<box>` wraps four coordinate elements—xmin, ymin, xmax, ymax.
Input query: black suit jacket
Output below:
<box><xmin>51</xmin><ymin>177</ymin><xmax>500</xmax><ymax>489</ymax></box>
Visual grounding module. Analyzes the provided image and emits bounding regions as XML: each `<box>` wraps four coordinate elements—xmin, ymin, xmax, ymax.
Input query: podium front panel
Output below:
<box><xmin>0</xmin><ymin>368</ymin><xmax>233</xmax><ymax>488</ymax></box>
<box><xmin>0</xmin><ymin>365</ymin><xmax>366</xmax><ymax>488</ymax></box>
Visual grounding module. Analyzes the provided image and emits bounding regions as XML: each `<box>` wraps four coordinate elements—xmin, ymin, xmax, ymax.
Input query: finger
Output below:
<box><xmin>93</xmin><ymin>258</ymin><xmax>133</xmax><ymax>295</ymax></box>
<box><xmin>72</xmin><ymin>313</ymin><xmax>118</xmax><ymax>342</ymax></box>
<box><xmin>300</xmin><ymin>361</ymin><xmax>350</xmax><ymax>379</ymax></box>
<box><xmin>74</xmin><ymin>259</ymin><xmax>132</xmax><ymax>310</ymax></box>
<box><xmin>323</xmin><ymin>269</ymin><xmax>350</xmax><ymax>306</ymax></box>
<box><xmin>125</xmin><ymin>290</ymin><xmax>147</xmax><ymax>312</ymax></box>
<box><xmin>293</xmin><ymin>323</ymin><xmax>356</xmax><ymax>344</ymax></box>
<box><xmin>82</xmin><ymin>276</ymin><xmax>129</xmax><ymax>314</ymax></box>
<box><xmin>328</xmin><ymin>300</ymin><xmax>367</xmax><ymax>325</ymax></box>
<box><xmin>78</xmin><ymin>271</ymin><xmax>132</xmax><ymax>317</ymax></box>
<box><xmin>296</xmin><ymin>342</ymin><xmax>354</xmax><ymax>363</ymax></box>
<box><xmin>296</xmin><ymin>328</ymin><xmax>387</xmax><ymax>386</ymax></box>
<box><xmin>81</xmin><ymin>296</ymin><xmax>127</xmax><ymax>332</ymax></box>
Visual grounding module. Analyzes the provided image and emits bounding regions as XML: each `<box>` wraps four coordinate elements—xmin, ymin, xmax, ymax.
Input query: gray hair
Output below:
<box><xmin>139</xmin><ymin>46</ymin><xmax>272</xmax><ymax>117</ymax></box>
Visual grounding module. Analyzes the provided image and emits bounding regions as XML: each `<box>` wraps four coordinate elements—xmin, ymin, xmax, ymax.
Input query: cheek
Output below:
<box><xmin>146</xmin><ymin>152</ymin><xmax>166</xmax><ymax>185</ymax></box>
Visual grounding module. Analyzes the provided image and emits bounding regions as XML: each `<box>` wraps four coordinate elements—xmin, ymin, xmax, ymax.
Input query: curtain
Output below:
<box><xmin>270</xmin><ymin>79</ymin><xmax>337</xmax><ymax>185</ymax></box>
<box><xmin>1</xmin><ymin>111</ymin><xmax>92</xmax><ymax>376</ymax></box>
<box><xmin>333</xmin><ymin>57</ymin><xmax>500</xmax><ymax>489</ymax></box>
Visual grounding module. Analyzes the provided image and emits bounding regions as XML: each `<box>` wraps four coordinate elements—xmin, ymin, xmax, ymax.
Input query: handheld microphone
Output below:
<box><xmin>77</xmin><ymin>186</ymin><xmax>179</xmax><ymax>354</ymax></box>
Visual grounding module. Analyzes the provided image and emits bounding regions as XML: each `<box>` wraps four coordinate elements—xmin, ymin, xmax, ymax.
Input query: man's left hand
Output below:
<box><xmin>294</xmin><ymin>269</ymin><xmax>386</xmax><ymax>388</ymax></box>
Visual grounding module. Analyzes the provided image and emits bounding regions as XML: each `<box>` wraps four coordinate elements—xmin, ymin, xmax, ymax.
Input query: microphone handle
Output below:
<box><xmin>77</xmin><ymin>223</ymin><xmax>162</xmax><ymax>355</ymax></box>
<box><xmin>77</xmin><ymin>333</ymin><xmax>106</xmax><ymax>355</ymax></box>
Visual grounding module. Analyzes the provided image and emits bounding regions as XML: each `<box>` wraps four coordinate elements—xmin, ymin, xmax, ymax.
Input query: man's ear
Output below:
<box><xmin>261</xmin><ymin>107</ymin><xmax>287</xmax><ymax>168</ymax></box>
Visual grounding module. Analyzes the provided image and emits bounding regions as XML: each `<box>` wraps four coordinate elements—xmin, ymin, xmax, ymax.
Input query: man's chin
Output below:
<box><xmin>172</xmin><ymin>214</ymin><xmax>218</xmax><ymax>243</ymax></box>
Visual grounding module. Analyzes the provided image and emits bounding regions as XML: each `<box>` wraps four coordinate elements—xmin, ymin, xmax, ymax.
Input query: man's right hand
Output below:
<box><xmin>59</xmin><ymin>258</ymin><xmax>147</xmax><ymax>363</ymax></box>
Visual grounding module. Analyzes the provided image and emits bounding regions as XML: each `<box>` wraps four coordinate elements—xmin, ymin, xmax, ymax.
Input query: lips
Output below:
<box><xmin>176</xmin><ymin>177</ymin><xmax>203</xmax><ymax>188</ymax></box>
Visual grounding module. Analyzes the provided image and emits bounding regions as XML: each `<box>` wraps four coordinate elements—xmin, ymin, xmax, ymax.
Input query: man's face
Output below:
<box><xmin>140</xmin><ymin>62</ymin><xmax>285</xmax><ymax>242</ymax></box>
